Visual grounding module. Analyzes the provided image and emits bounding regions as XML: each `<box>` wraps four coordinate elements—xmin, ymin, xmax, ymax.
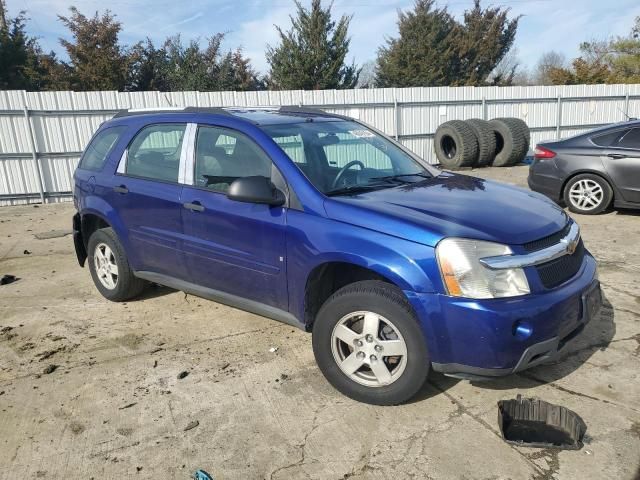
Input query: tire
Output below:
<box><xmin>488</xmin><ymin>118</ymin><xmax>527</xmax><ymax>167</ymax></box>
<box><xmin>465</xmin><ymin>119</ymin><xmax>497</xmax><ymax>167</ymax></box>
<box><xmin>87</xmin><ymin>227</ymin><xmax>146</xmax><ymax>301</ymax></box>
<box><xmin>434</xmin><ymin>120</ymin><xmax>479</xmax><ymax>169</ymax></box>
<box><xmin>312</xmin><ymin>280</ymin><xmax>430</xmax><ymax>405</ymax></box>
<box><xmin>497</xmin><ymin>117</ymin><xmax>530</xmax><ymax>158</ymax></box>
<box><xmin>563</xmin><ymin>173</ymin><xmax>613</xmax><ymax>215</ymax></box>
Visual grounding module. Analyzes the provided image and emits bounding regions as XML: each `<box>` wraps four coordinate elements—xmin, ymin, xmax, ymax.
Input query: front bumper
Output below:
<box><xmin>406</xmin><ymin>254</ymin><xmax>600</xmax><ymax>379</ymax></box>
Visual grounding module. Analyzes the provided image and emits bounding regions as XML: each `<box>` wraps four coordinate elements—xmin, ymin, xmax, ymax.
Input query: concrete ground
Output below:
<box><xmin>0</xmin><ymin>165</ymin><xmax>639</xmax><ymax>480</ymax></box>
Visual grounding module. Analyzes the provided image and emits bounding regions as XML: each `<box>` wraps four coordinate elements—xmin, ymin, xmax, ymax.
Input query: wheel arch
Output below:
<box><xmin>302</xmin><ymin>258</ymin><xmax>419</xmax><ymax>331</ymax></box>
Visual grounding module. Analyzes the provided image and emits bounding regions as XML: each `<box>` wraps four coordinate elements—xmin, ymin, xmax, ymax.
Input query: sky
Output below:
<box><xmin>6</xmin><ymin>0</ymin><xmax>640</xmax><ymax>76</ymax></box>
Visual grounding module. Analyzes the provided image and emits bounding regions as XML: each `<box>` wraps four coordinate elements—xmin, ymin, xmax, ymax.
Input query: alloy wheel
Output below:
<box><xmin>330</xmin><ymin>311</ymin><xmax>408</xmax><ymax>387</ymax></box>
<box><xmin>93</xmin><ymin>242</ymin><xmax>119</xmax><ymax>290</ymax></box>
<box><xmin>568</xmin><ymin>179</ymin><xmax>603</xmax><ymax>211</ymax></box>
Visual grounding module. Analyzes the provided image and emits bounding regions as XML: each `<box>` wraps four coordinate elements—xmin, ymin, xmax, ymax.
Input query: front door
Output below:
<box><xmin>180</xmin><ymin>125</ymin><xmax>288</xmax><ymax>310</ymax></box>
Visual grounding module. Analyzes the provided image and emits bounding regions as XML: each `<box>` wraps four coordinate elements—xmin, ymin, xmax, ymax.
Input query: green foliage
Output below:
<box><xmin>549</xmin><ymin>17</ymin><xmax>640</xmax><ymax>85</ymax></box>
<box><xmin>376</xmin><ymin>0</ymin><xmax>518</xmax><ymax>87</ymax></box>
<box><xmin>127</xmin><ymin>34</ymin><xmax>262</xmax><ymax>92</ymax></box>
<box><xmin>266</xmin><ymin>0</ymin><xmax>359</xmax><ymax>90</ymax></box>
<box><xmin>0</xmin><ymin>9</ymin><xmax>67</xmax><ymax>90</ymax></box>
<box><xmin>58</xmin><ymin>7</ymin><xmax>129</xmax><ymax>90</ymax></box>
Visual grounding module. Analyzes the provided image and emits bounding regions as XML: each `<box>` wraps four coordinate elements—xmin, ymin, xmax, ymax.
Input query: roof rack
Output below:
<box><xmin>277</xmin><ymin>105</ymin><xmax>330</xmax><ymax>116</ymax></box>
<box><xmin>112</xmin><ymin>106</ymin><xmax>233</xmax><ymax>118</ymax></box>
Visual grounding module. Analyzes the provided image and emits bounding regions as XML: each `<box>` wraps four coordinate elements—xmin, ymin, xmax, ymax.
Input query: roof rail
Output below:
<box><xmin>278</xmin><ymin>105</ymin><xmax>330</xmax><ymax>116</ymax></box>
<box><xmin>112</xmin><ymin>106</ymin><xmax>233</xmax><ymax>118</ymax></box>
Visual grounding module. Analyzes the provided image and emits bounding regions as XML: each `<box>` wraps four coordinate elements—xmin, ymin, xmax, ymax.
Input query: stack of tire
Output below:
<box><xmin>434</xmin><ymin>117</ymin><xmax>530</xmax><ymax>169</ymax></box>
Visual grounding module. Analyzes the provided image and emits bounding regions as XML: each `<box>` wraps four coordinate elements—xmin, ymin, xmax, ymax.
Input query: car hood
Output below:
<box><xmin>323</xmin><ymin>173</ymin><xmax>568</xmax><ymax>247</ymax></box>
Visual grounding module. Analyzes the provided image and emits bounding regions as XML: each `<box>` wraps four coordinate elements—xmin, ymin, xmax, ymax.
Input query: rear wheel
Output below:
<box><xmin>87</xmin><ymin>227</ymin><xmax>146</xmax><ymax>301</ymax></box>
<box><xmin>563</xmin><ymin>173</ymin><xmax>613</xmax><ymax>215</ymax></box>
<box><xmin>312</xmin><ymin>280</ymin><xmax>430</xmax><ymax>405</ymax></box>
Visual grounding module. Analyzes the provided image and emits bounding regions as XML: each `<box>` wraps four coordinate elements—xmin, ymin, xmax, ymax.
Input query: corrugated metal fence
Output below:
<box><xmin>1</xmin><ymin>84</ymin><xmax>639</xmax><ymax>205</ymax></box>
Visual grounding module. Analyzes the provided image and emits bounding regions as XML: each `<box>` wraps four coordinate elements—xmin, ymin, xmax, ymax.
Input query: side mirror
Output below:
<box><xmin>227</xmin><ymin>176</ymin><xmax>286</xmax><ymax>206</ymax></box>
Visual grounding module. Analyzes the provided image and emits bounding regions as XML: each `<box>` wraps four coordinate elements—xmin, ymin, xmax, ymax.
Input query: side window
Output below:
<box><xmin>195</xmin><ymin>126</ymin><xmax>272</xmax><ymax>192</ymax></box>
<box><xmin>591</xmin><ymin>129</ymin><xmax>626</xmax><ymax>147</ymax></box>
<box><xmin>618</xmin><ymin>128</ymin><xmax>640</xmax><ymax>149</ymax></box>
<box><xmin>125</xmin><ymin>124</ymin><xmax>186</xmax><ymax>182</ymax></box>
<box><xmin>79</xmin><ymin>126</ymin><xmax>126</xmax><ymax>171</ymax></box>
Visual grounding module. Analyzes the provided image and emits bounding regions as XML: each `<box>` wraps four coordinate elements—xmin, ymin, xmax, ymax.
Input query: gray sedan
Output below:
<box><xmin>528</xmin><ymin>120</ymin><xmax>640</xmax><ymax>214</ymax></box>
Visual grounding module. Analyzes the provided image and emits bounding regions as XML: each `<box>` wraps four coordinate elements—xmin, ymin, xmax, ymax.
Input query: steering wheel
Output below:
<box><xmin>331</xmin><ymin>160</ymin><xmax>365</xmax><ymax>189</ymax></box>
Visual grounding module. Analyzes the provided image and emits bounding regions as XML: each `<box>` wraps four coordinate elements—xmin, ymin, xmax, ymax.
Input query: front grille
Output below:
<box><xmin>524</xmin><ymin>222</ymin><xmax>572</xmax><ymax>252</ymax></box>
<box><xmin>535</xmin><ymin>239</ymin><xmax>585</xmax><ymax>289</ymax></box>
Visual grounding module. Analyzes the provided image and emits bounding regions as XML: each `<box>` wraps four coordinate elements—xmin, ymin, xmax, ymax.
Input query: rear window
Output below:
<box><xmin>591</xmin><ymin>129</ymin><xmax>626</xmax><ymax>147</ymax></box>
<box><xmin>79</xmin><ymin>126</ymin><xmax>126</xmax><ymax>171</ymax></box>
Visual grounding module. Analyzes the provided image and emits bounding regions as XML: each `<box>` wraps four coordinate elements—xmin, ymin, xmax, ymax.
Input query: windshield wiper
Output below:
<box><xmin>371</xmin><ymin>172</ymin><xmax>432</xmax><ymax>183</ymax></box>
<box><xmin>325</xmin><ymin>183</ymin><xmax>392</xmax><ymax>197</ymax></box>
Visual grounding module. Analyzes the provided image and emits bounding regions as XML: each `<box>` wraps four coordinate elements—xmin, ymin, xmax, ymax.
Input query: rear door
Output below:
<box><xmin>107</xmin><ymin>122</ymin><xmax>189</xmax><ymax>278</ymax></box>
<box><xmin>602</xmin><ymin>127</ymin><xmax>640</xmax><ymax>203</ymax></box>
<box><xmin>180</xmin><ymin>124</ymin><xmax>288</xmax><ymax>310</ymax></box>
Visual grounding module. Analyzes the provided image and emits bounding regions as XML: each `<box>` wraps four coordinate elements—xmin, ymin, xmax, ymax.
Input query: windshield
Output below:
<box><xmin>261</xmin><ymin>120</ymin><xmax>438</xmax><ymax>195</ymax></box>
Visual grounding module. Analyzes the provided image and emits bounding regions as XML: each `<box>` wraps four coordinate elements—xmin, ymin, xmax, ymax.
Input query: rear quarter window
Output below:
<box><xmin>79</xmin><ymin>126</ymin><xmax>126</xmax><ymax>171</ymax></box>
<box><xmin>591</xmin><ymin>129</ymin><xmax>627</xmax><ymax>147</ymax></box>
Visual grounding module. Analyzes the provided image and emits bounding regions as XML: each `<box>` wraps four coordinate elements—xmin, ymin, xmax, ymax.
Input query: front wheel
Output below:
<box><xmin>312</xmin><ymin>281</ymin><xmax>430</xmax><ymax>405</ymax></box>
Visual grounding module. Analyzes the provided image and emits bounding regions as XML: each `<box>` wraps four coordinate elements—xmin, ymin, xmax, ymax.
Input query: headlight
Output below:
<box><xmin>436</xmin><ymin>238</ymin><xmax>530</xmax><ymax>299</ymax></box>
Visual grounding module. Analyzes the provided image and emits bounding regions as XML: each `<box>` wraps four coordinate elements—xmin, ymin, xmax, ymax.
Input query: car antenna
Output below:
<box><xmin>617</xmin><ymin>106</ymin><xmax>638</xmax><ymax>121</ymax></box>
<box><xmin>164</xmin><ymin>93</ymin><xmax>175</xmax><ymax>107</ymax></box>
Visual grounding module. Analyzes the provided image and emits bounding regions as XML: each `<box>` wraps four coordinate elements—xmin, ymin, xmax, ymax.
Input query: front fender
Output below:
<box><xmin>286</xmin><ymin>210</ymin><xmax>441</xmax><ymax>322</ymax></box>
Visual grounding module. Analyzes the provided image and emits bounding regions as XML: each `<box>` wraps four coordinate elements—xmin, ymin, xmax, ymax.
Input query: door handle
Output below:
<box><xmin>183</xmin><ymin>201</ymin><xmax>205</xmax><ymax>212</ymax></box>
<box><xmin>113</xmin><ymin>185</ymin><xmax>128</xmax><ymax>194</ymax></box>
<box><xmin>607</xmin><ymin>153</ymin><xmax>627</xmax><ymax>159</ymax></box>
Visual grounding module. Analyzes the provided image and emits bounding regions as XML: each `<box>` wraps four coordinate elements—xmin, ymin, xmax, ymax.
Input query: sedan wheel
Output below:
<box><xmin>563</xmin><ymin>173</ymin><xmax>613</xmax><ymax>215</ymax></box>
<box><xmin>568</xmin><ymin>179</ymin><xmax>603</xmax><ymax>212</ymax></box>
<box><xmin>331</xmin><ymin>311</ymin><xmax>408</xmax><ymax>387</ymax></box>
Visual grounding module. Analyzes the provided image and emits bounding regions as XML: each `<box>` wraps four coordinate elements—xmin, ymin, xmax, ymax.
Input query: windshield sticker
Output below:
<box><xmin>349</xmin><ymin>129</ymin><xmax>375</xmax><ymax>139</ymax></box>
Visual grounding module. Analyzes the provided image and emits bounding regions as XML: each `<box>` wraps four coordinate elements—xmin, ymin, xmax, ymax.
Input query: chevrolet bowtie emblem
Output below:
<box><xmin>566</xmin><ymin>237</ymin><xmax>578</xmax><ymax>255</ymax></box>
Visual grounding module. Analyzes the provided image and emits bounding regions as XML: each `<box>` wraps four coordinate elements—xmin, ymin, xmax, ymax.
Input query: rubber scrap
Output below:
<box><xmin>1</xmin><ymin>275</ymin><xmax>18</xmax><ymax>285</ymax></box>
<box><xmin>498</xmin><ymin>395</ymin><xmax>587</xmax><ymax>450</ymax></box>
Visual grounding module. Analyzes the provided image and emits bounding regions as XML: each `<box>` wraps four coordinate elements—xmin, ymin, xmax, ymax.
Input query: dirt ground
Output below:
<box><xmin>1</xmin><ymin>165</ymin><xmax>639</xmax><ymax>480</ymax></box>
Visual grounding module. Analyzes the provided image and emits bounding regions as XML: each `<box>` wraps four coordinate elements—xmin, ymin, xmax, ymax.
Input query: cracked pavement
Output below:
<box><xmin>1</xmin><ymin>165</ymin><xmax>639</xmax><ymax>479</ymax></box>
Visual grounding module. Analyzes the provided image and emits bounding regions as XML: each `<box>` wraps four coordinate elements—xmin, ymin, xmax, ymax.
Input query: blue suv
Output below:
<box><xmin>72</xmin><ymin>107</ymin><xmax>601</xmax><ymax>405</ymax></box>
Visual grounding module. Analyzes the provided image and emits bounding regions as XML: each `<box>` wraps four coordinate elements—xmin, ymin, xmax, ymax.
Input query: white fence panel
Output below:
<box><xmin>1</xmin><ymin>84</ymin><xmax>639</xmax><ymax>205</ymax></box>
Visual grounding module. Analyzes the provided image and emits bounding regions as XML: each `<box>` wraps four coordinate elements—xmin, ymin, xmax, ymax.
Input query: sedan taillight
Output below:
<box><xmin>534</xmin><ymin>146</ymin><xmax>556</xmax><ymax>160</ymax></box>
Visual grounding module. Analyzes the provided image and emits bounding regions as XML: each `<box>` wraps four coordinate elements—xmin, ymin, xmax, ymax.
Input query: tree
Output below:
<box><xmin>376</xmin><ymin>0</ymin><xmax>458</xmax><ymax>87</ymax></box>
<box><xmin>455</xmin><ymin>0</ymin><xmax>519</xmax><ymax>85</ymax></box>
<box><xmin>356</xmin><ymin>60</ymin><xmax>376</xmax><ymax>88</ymax></box>
<box><xmin>131</xmin><ymin>34</ymin><xmax>262</xmax><ymax>92</ymax></box>
<box><xmin>488</xmin><ymin>47</ymin><xmax>520</xmax><ymax>86</ymax></box>
<box><xmin>533</xmin><ymin>51</ymin><xmax>566</xmax><ymax>85</ymax></box>
<box><xmin>0</xmin><ymin>7</ymin><xmax>67</xmax><ymax>90</ymax></box>
<box><xmin>547</xmin><ymin>17</ymin><xmax>640</xmax><ymax>85</ymax></box>
<box><xmin>266</xmin><ymin>0</ymin><xmax>359</xmax><ymax>90</ymax></box>
<box><xmin>376</xmin><ymin>0</ymin><xmax>519</xmax><ymax>87</ymax></box>
<box><xmin>126</xmin><ymin>39</ymin><xmax>170</xmax><ymax>92</ymax></box>
<box><xmin>58</xmin><ymin>7</ymin><xmax>129</xmax><ymax>90</ymax></box>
